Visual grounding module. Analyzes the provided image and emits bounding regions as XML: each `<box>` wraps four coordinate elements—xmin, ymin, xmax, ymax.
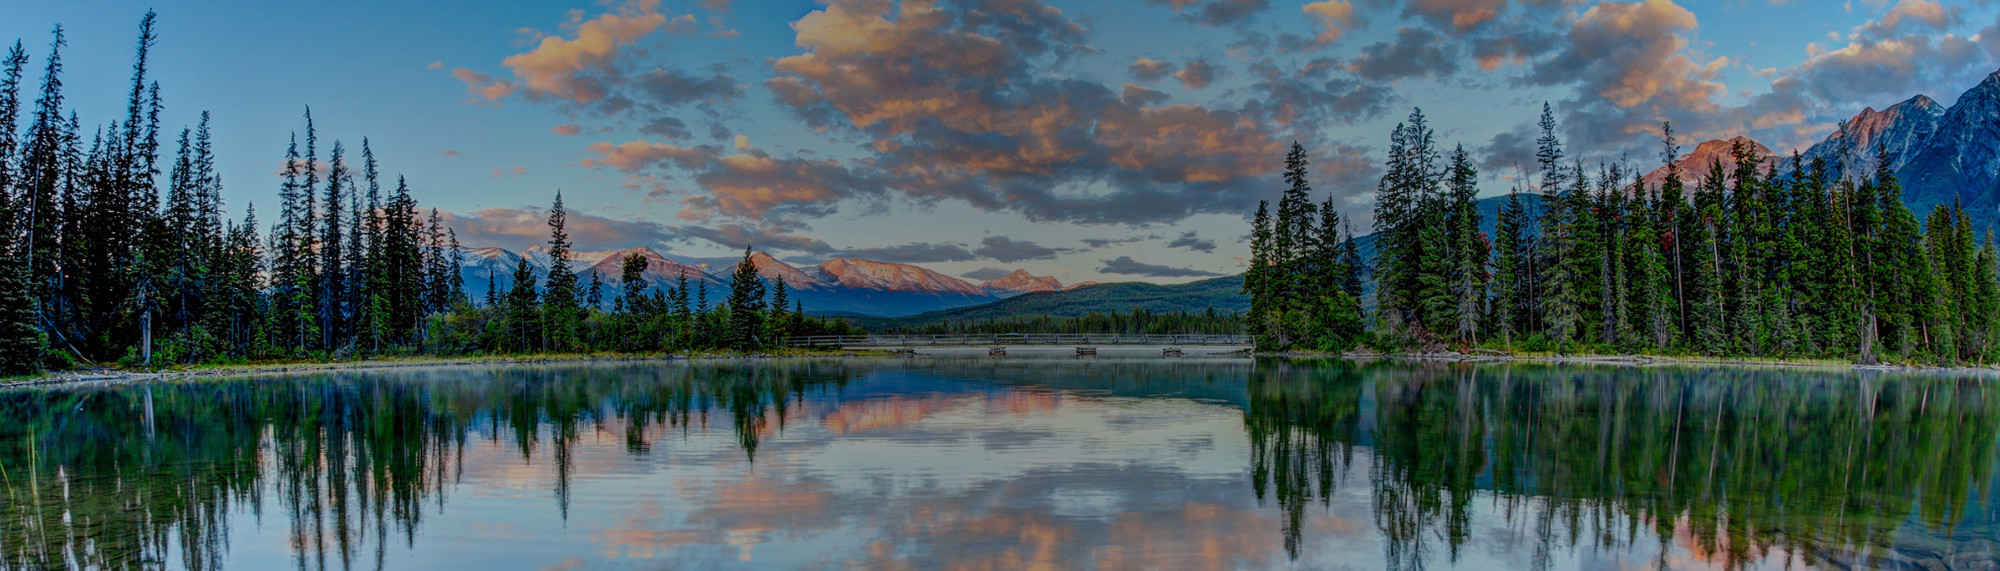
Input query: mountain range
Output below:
<box><xmin>459</xmin><ymin>246</ymin><xmax>1068</xmax><ymax>317</ymax></box>
<box><xmin>1637</xmin><ymin>70</ymin><xmax>2000</xmax><ymax>230</ymax></box>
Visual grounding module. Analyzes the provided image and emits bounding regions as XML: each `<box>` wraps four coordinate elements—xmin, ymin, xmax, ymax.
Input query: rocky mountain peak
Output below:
<box><xmin>1642</xmin><ymin>136</ymin><xmax>1775</xmax><ymax>189</ymax></box>
<box><xmin>981</xmin><ymin>269</ymin><xmax>1063</xmax><ymax>295</ymax></box>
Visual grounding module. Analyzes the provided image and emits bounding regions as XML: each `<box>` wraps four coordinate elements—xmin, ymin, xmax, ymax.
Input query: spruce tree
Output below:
<box><xmin>1491</xmin><ymin>186</ymin><xmax>1529</xmax><ymax>344</ymax></box>
<box><xmin>318</xmin><ymin>141</ymin><xmax>347</xmax><ymax>350</ymax></box>
<box><xmin>620</xmin><ymin>253</ymin><xmax>649</xmax><ymax>314</ymax></box>
<box><xmin>1445</xmin><ymin>145</ymin><xmax>1485</xmax><ymax>342</ymax></box>
<box><xmin>541</xmin><ymin>192</ymin><xmax>580</xmax><ymax>351</ymax></box>
<box><xmin>726</xmin><ymin>246</ymin><xmax>766</xmax><ymax>349</ymax></box>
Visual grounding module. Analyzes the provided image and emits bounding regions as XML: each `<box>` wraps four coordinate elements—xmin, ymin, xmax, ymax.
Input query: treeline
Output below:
<box><xmin>0</xmin><ymin>13</ymin><xmax>855</xmax><ymax>375</ymax></box>
<box><xmin>424</xmin><ymin>203</ymin><xmax>862</xmax><ymax>355</ymax></box>
<box><xmin>1251</xmin><ymin>104</ymin><xmax>2000</xmax><ymax>365</ymax></box>
<box><xmin>875</xmin><ymin>307</ymin><xmax>1246</xmax><ymax>335</ymax></box>
<box><xmin>1242</xmin><ymin>143</ymin><xmax>1368</xmax><ymax>351</ymax></box>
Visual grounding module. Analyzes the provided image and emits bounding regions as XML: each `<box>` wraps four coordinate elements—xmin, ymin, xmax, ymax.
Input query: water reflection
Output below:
<box><xmin>0</xmin><ymin>357</ymin><xmax>1994</xmax><ymax>569</ymax></box>
<box><xmin>1248</xmin><ymin>359</ymin><xmax>2000</xmax><ymax>569</ymax></box>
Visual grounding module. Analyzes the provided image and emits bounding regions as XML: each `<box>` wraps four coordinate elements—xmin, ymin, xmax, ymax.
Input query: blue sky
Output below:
<box><xmin>3</xmin><ymin>0</ymin><xmax>1995</xmax><ymax>284</ymax></box>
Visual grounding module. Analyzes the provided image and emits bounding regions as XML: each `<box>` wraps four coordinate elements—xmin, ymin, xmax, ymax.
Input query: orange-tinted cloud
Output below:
<box><xmin>1405</xmin><ymin>0</ymin><xmax>1507</xmax><ymax>31</ymax></box>
<box><xmin>552</xmin><ymin>124</ymin><xmax>583</xmax><ymax>136</ymax></box>
<box><xmin>1302</xmin><ymin>1</ymin><xmax>1358</xmax><ymax>44</ymax></box>
<box><xmin>580</xmin><ymin>140</ymin><xmax>713</xmax><ymax>172</ymax></box>
<box><xmin>499</xmin><ymin>0</ymin><xmax>670</xmax><ymax>104</ymax></box>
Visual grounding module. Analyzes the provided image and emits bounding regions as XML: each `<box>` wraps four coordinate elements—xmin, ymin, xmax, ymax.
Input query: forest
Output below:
<box><xmin>1247</xmin><ymin>104</ymin><xmax>2000</xmax><ymax>365</ymax></box>
<box><xmin>0</xmin><ymin>14</ymin><xmax>858</xmax><ymax>376</ymax></box>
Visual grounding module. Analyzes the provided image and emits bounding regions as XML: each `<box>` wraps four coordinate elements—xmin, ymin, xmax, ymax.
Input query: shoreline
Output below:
<box><xmin>0</xmin><ymin>349</ymin><xmax>886</xmax><ymax>389</ymax></box>
<box><xmin>1260</xmin><ymin>349</ymin><xmax>2000</xmax><ymax>374</ymax></box>
<box><xmin>7</xmin><ymin>347</ymin><xmax>1996</xmax><ymax>390</ymax></box>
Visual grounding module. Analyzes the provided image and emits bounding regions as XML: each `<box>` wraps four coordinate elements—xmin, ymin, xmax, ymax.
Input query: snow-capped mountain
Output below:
<box><xmin>815</xmin><ymin>258</ymin><xmax>988</xmax><ymax>296</ymax></box>
<box><xmin>727</xmin><ymin>251</ymin><xmax>826</xmax><ymax>290</ymax></box>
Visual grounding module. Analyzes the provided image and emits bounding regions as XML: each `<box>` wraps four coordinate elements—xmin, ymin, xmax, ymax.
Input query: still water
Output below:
<box><xmin>2</xmin><ymin>353</ymin><xmax>1998</xmax><ymax>570</ymax></box>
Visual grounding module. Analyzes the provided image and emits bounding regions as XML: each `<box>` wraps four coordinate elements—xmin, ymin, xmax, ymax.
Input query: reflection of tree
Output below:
<box><xmin>1244</xmin><ymin>358</ymin><xmax>1363</xmax><ymax>560</ymax></box>
<box><xmin>0</xmin><ymin>360</ymin><xmax>858</xmax><ymax>570</ymax></box>
<box><xmin>1247</xmin><ymin>359</ymin><xmax>2000</xmax><ymax>570</ymax></box>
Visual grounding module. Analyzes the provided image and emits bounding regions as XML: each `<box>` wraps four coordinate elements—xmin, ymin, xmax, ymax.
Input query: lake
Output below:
<box><xmin>2</xmin><ymin>352</ymin><xmax>1997</xmax><ymax>570</ymax></box>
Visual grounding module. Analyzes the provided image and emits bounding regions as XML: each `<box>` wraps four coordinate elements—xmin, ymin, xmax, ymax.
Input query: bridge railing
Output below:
<box><xmin>786</xmin><ymin>334</ymin><xmax>1252</xmax><ymax>348</ymax></box>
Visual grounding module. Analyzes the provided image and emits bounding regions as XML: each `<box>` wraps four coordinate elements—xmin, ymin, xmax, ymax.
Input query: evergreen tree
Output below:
<box><xmin>1444</xmin><ymin>144</ymin><xmax>1485</xmax><ymax>342</ymax></box>
<box><xmin>1491</xmin><ymin>186</ymin><xmax>1529</xmax><ymax>343</ymax></box>
<box><xmin>541</xmin><ymin>192</ymin><xmax>580</xmax><ymax>351</ymax></box>
<box><xmin>620</xmin><ymin>253</ymin><xmax>649</xmax><ymax>315</ymax></box>
<box><xmin>318</xmin><ymin>141</ymin><xmax>346</xmax><ymax>350</ymax></box>
<box><xmin>503</xmin><ymin>257</ymin><xmax>540</xmax><ymax>352</ymax></box>
<box><xmin>726</xmin><ymin>246</ymin><xmax>766</xmax><ymax>349</ymax></box>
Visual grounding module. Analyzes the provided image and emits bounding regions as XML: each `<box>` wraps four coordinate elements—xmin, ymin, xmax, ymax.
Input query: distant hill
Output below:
<box><xmin>862</xmin><ymin>275</ymin><xmax>1247</xmax><ymax>329</ymax></box>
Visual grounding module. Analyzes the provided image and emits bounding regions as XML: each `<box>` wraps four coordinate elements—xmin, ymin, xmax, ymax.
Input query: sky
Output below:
<box><xmin>3</xmin><ymin>0</ymin><xmax>1997</xmax><ymax>285</ymax></box>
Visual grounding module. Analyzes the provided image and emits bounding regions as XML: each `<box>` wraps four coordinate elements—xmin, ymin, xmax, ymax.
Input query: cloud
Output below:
<box><xmin>1175</xmin><ymin>59</ymin><xmax>1222</xmax><ymax>89</ymax></box>
<box><xmin>757</xmin><ymin>0</ymin><xmax>1339</xmax><ymax>226</ymax></box>
<box><xmin>439</xmin><ymin>149</ymin><xmax>462</xmax><ymax>157</ymax></box>
<box><xmin>1129</xmin><ymin>58</ymin><xmax>1177</xmax><ymax>82</ymax></box>
<box><xmin>1240</xmin><ymin>59</ymin><xmax>1397</xmax><ymax>138</ymax></box>
<box><xmin>676</xmin><ymin>151</ymin><xmax>889</xmax><ymax>221</ymax></box>
<box><xmin>580</xmin><ymin>140</ymin><xmax>714</xmax><ymax>172</ymax></box>
<box><xmin>451</xmin><ymin>68</ymin><xmax>518</xmax><ymax>100</ymax></box>
<box><xmin>1525</xmin><ymin>0</ymin><xmax>1718</xmax><ymax>111</ymax></box>
<box><xmin>676</xmin><ymin>221</ymin><xmax>835</xmax><ymax>253</ymax></box>
<box><xmin>1144</xmin><ymin>0</ymin><xmax>1272</xmax><ymax>27</ymax></box>
<box><xmin>1859</xmin><ymin>0</ymin><xmax>1958</xmax><ymax>37</ymax></box>
<box><xmin>837</xmin><ymin>242</ymin><xmax>979</xmax><ymax>263</ymax></box>
<box><xmin>973</xmin><ymin>236</ymin><xmax>1063</xmax><ymax>262</ymax></box>
<box><xmin>444</xmin><ymin>206</ymin><xmax>682</xmax><ymax>251</ymax></box>
<box><xmin>1121</xmin><ymin>83</ymin><xmax>1172</xmax><ymax>106</ymax></box>
<box><xmin>427</xmin><ymin>60</ymin><xmax>444</xmax><ymax>70</ymax></box>
<box><xmin>552</xmin><ymin>124</ymin><xmax>583</xmax><ymax>136</ymax></box>
<box><xmin>1097</xmin><ymin>256</ymin><xmax>1222</xmax><ymax>277</ymax></box>
<box><xmin>1479</xmin><ymin>121</ymin><xmax>1539</xmax><ymax>173</ymax></box>
<box><xmin>1348</xmin><ymin>27</ymin><xmax>1458</xmax><ymax>82</ymax></box>
<box><xmin>1405</xmin><ymin>0</ymin><xmax>1508</xmax><ymax>31</ymax></box>
<box><xmin>1302</xmin><ymin>1</ymin><xmax>1358</xmax><ymax>44</ymax></box>
<box><xmin>1082</xmin><ymin>235</ymin><xmax>1157</xmax><ymax>248</ymax></box>
<box><xmin>492</xmin><ymin>165</ymin><xmax>528</xmax><ymax>177</ymax></box>
<box><xmin>1166</xmin><ymin>231</ymin><xmax>1216</xmax><ymax>253</ymax></box>
<box><xmin>495</xmin><ymin>0</ymin><xmax>671</xmax><ymax>104</ymax></box>
<box><xmin>455</xmin><ymin>0</ymin><xmax>740</xmax><ymax>131</ymax></box>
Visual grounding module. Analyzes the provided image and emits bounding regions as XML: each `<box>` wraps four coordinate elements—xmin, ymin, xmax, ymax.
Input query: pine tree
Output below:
<box><xmin>541</xmin><ymin>192</ymin><xmax>580</xmax><ymax>351</ymax></box>
<box><xmin>1687</xmin><ymin>156</ymin><xmax>1727</xmax><ymax>354</ymax></box>
<box><xmin>726</xmin><ymin>246</ymin><xmax>766</xmax><ymax>349</ymax></box>
<box><xmin>620</xmin><ymin>253</ymin><xmax>649</xmax><ymax>314</ymax></box>
<box><xmin>1245</xmin><ymin>200</ymin><xmax>1274</xmax><ymax>347</ymax></box>
<box><xmin>19</xmin><ymin>27</ymin><xmax>65</xmax><ymax>338</ymax></box>
<box><xmin>1445</xmin><ymin>144</ymin><xmax>1485</xmax><ymax>342</ymax></box>
<box><xmin>504</xmin><ymin>257</ymin><xmax>541</xmax><ymax>352</ymax></box>
<box><xmin>1492</xmin><ymin>186</ymin><xmax>1529</xmax><ymax>343</ymax></box>
<box><xmin>318</xmin><ymin>141</ymin><xmax>347</xmax><ymax>350</ymax></box>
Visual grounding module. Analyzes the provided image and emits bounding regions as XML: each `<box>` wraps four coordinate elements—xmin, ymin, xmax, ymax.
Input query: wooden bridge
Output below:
<box><xmin>786</xmin><ymin>334</ymin><xmax>1252</xmax><ymax>348</ymax></box>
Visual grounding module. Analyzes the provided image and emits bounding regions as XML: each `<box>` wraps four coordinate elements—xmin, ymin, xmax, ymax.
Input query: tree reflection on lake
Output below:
<box><xmin>0</xmin><ymin>357</ymin><xmax>1996</xmax><ymax>569</ymax></box>
<box><xmin>1249</xmin><ymin>359</ymin><xmax>2000</xmax><ymax>570</ymax></box>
